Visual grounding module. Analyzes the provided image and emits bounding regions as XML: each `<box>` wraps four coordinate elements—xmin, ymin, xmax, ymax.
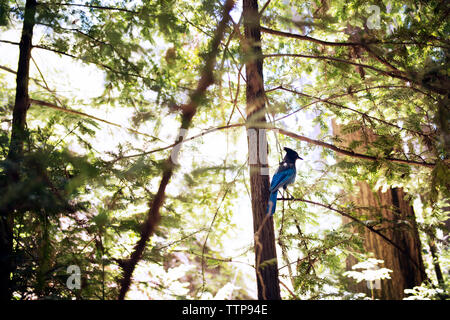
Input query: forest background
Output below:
<box><xmin>0</xmin><ymin>0</ymin><xmax>448</xmax><ymax>300</ymax></box>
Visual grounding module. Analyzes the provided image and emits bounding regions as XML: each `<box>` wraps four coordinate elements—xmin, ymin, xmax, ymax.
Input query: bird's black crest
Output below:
<box><xmin>283</xmin><ymin>147</ymin><xmax>303</xmax><ymax>161</ymax></box>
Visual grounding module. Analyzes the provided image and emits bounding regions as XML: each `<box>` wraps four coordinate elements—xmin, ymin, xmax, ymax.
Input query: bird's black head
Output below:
<box><xmin>284</xmin><ymin>147</ymin><xmax>303</xmax><ymax>163</ymax></box>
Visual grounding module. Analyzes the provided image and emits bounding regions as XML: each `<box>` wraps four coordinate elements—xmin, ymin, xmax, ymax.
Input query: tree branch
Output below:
<box><xmin>117</xmin><ymin>0</ymin><xmax>235</xmax><ymax>300</ymax></box>
<box><xmin>1</xmin><ymin>64</ymin><xmax>160</xmax><ymax>140</ymax></box>
<box><xmin>264</xmin><ymin>53</ymin><xmax>446</xmax><ymax>95</ymax></box>
<box><xmin>276</xmin><ymin>127</ymin><xmax>435</xmax><ymax>168</ymax></box>
<box><xmin>32</xmin><ymin>44</ymin><xmax>149</xmax><ymax>80</ymax></box>
<box><xmin>360</xmin><ymin>44</ymin><xmax>401</xmax><ymax>73</ymax></box>
<box><xmin>258</xmin><ymin>0</ymin><xmax>273</xmax><ymax>16</ymax></box>
<box><xmin>39</xmin><ymin>2</ymin><xmax>139</xmax><ymax>14</ymax></box>
<box><xmin>0</xmin><ymin>39</ymin><xmax>19</xmax><ymax>46</ymax></box>
<box><xmin>29</xmin><ymin>99</ymin><xmax>158</xmax><ymax>140</ymax></box>
<box><xmin>260</xmin><ymin>26</ymin><xmax>450</xmax><ymax>49</ymax></box>
<box><xmin>279</xmin><ymin>279</ymin><xmax>299</xmax><ymax>300</ymax></box>
<box><xmin>267</xmin><ymin>85</ymin><xmax>437</xmax><ymax>124</ymax></box>
<box><xmin>264</xmin><ymin>53</ymin><xmax>413</xmax><ymax>84</ymax></box>
<box><xmin>0</xmin><ymin>39</ymin><xmax>149</xmax><ymax>81</ymax></box>
<box><xmin>277</xmin><ymin>197</ymin><xmax>426</xmax><ymax>275</ymax></box>
<box><xmin>270</xmin><ymin>85</ymin><xmax>430</xmax><ymax>138</ymax></box>
<box><xmin>261</xmin><ymin>26</ymin><xmax>361</xmax><ymax>47</ymax></box>
<box><xmin>110</xmin><ymin>123</ymin><xmax>244</xmax><ymax>162</ymax></box>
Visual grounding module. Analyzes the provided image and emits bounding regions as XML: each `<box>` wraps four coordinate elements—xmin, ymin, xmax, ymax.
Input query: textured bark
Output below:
<box><xmin>243</xmin><ymin>0</ymin><xmax>281</xmax><ymax>300</ymax></box>
<box><xmin>0</xmin><ymin>0</ymin><xmax>37</xmax><ymax>300</ymax></box>
<box><xmin>332</xmin><ymin>121</ymin><xmax>425</xmax><ymax>299</ymax></box>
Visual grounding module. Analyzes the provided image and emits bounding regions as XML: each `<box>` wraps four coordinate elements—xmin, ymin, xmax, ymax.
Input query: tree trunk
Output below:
<box><xmin>332</xmin><ymin>121</ymin><xmax>426</xmax><ymax>299</ymax></box>
<box><xmin>0</xmin><ymin>0</ymin><xmax>37</xmax><ymax>300</ymax></box>
<box><xmin>243</xmin><ymin>0</ymin><xmax>281</xmax><ymax>300</ymax></box>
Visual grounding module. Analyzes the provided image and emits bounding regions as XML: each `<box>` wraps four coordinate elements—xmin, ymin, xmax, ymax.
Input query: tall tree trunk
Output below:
<box><xmin>332</xmin><ymin>121</ymin><xmax>426</xmax><ymax>299</ymax></box>
<box><xmin>243</xmin><ymin>0</ymin><xmax>281</xmax><ymax>300</ymax></box>
<box><xmin>0</xmin><ymin>0</ymin><xmax>37</xmax><ymax>300</ymax></box>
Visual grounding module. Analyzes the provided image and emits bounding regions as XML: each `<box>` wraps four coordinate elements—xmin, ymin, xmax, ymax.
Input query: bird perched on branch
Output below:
<box><xmin>267</xmin><ymin>147</ymin><xmax>303</xmax><ymax>215</ymax></box>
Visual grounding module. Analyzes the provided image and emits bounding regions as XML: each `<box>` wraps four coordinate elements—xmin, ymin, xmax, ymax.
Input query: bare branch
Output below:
<box><xmin>261</xmin><ymin>26</ymin><xmax>361</xmax><ymax>47</ymax></box>
<box><xmin>112</xmin><ymin>121</ymin><xmax>435</xmax><ymax>168</ymax></box>
<box><xmin>0</xmin><ymin>39</ymin><xmax>19</xmax><ymax>46</ymax></box>
<box><xmin>264</xmin><ymin>53</ymin><xmax>447</xmax><ymax>95</ymax></box>
<box><xmin>279</xmin><ymin>279</ymin><xmax>300</xmax><ymax>299</ymax></box>
<box><xmin>258</xmin><ymin>0</ymin><xmax>273</xmax><ymax>16</ymax></box>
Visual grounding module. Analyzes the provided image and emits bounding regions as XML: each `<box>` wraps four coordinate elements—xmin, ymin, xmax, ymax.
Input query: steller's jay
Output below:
<box><xmin>267</xmin><ymin>147</ymin><xmax>303</xmax><ymax>215</ymax></box>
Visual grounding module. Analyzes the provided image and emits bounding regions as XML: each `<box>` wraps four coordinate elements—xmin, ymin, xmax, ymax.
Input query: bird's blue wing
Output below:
<box><xmin>269</xmin><ymin>168</ymin><xmax>296</xmax><ymax>193</ymax></box>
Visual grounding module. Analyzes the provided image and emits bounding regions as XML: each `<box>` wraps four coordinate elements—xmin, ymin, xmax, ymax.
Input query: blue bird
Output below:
<box><xmin>267</xmin><ymin>147</ymin><xmax>303</xmax><ymax>215</ymax></box>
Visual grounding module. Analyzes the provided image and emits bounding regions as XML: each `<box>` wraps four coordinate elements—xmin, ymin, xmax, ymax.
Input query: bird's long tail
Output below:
<box><xmin>267</xmin><ymin>191</ymin><xmax>278</xmax><ymax>215</ymax></box>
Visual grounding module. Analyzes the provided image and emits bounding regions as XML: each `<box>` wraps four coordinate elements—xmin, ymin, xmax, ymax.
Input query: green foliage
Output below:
<box><xmin>1</xmin><ymin>0</ymin><xmax>448</xmax><ymax>300</ymax></box>
<box><xmin>343</xmin><ymin>258</ymin><xmax>392</xmax><ymax>283</ymax></box>
<box><xmin>0</xmin><ymin>0</ymin><xmax>9</xmax><ymax>26</ymax></box>
<box><xmin>404</xmin><ymin>282</ymin><xmax>449</xmax><ymax>300</ymax></box>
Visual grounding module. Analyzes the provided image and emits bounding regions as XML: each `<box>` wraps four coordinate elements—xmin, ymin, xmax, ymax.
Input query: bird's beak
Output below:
<box><xmin>297</xmin><ymin>155</ymin><xmax>303</xmax><ymax>160</ymax></box>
